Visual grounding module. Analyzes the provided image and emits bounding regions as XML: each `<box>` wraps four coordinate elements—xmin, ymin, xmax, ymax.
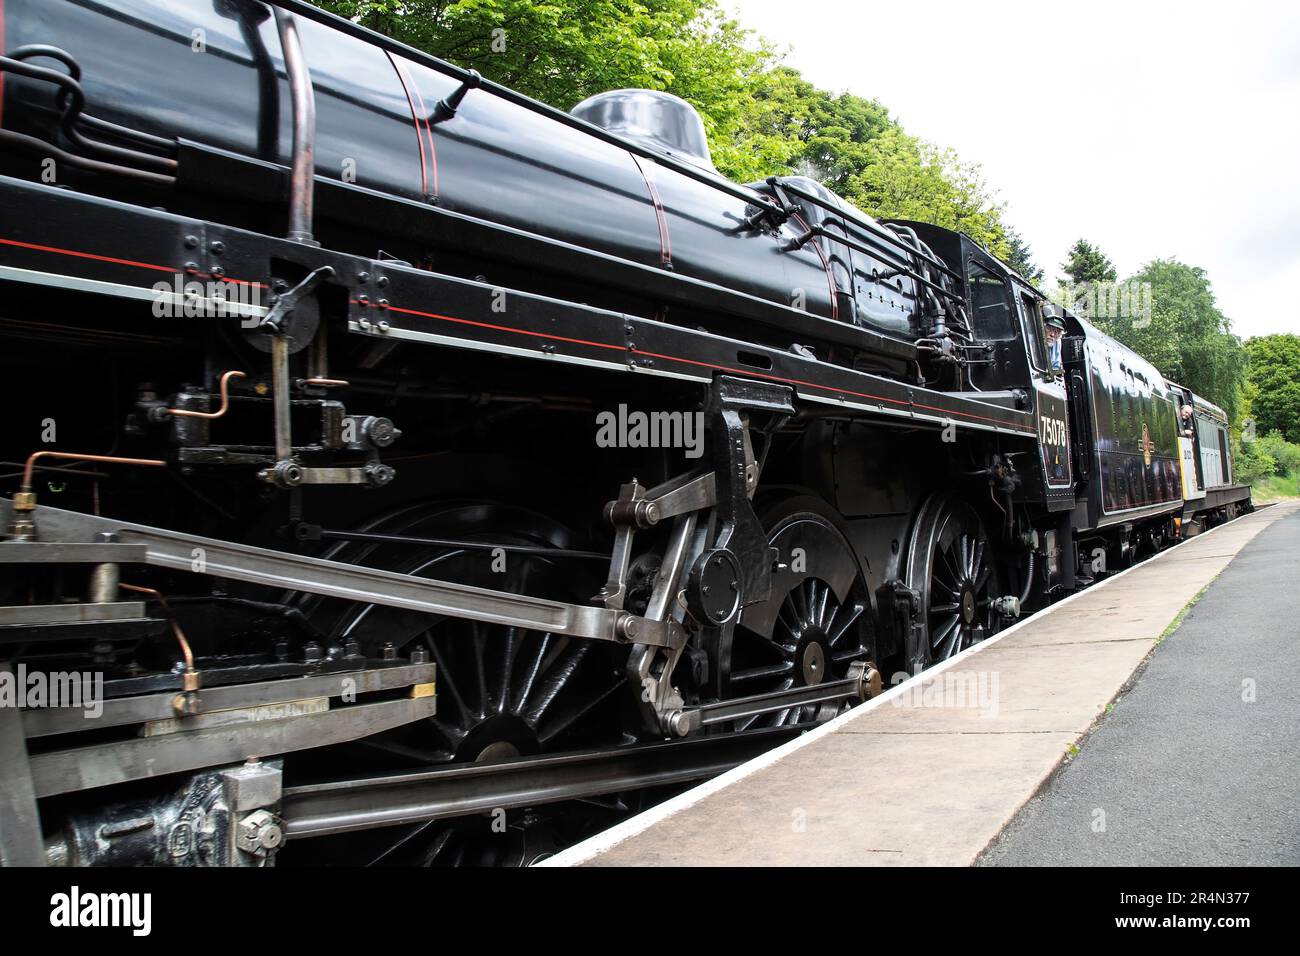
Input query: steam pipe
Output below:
<box><xmin>1018</xmin><ymin>550</ymin><xmax>1036</xmax><ymax>605</ymax></box>
<box><xmin>5</xmin><ymin>45</ymin><xmax>177</xmax><ymax>151</ymax></box>
<box><xmin>0</xmin><ymin>128</ymin><xmax>175</xmax><ymax>187</ymax></box>
<box><xmin>119</xmin><ymin>584</ymin><xmax>200</xmax><ymax>700</ymax></box>
<box><xmin>273</xmin><ymin>8</ymin><xmax>318</xmax><ymax>244</ymax></box>
<box><xmin>9</xmin><ymin>452</ymin><xmax>166</xmax><ymax>541</ymax></box>
<box><xmin>0</xmin><ymin>53</ymin><xmax>177</xmax><ymax>173</ymax></box>
<box><xmin>21</xmin><ymin>451</ymin><xmax>166</xmax><ymax>491</ymax></box>
<box><xmin>166</xmin><ymin>370</ymin><xmax>246</xmax><ymax>420</ymax></box>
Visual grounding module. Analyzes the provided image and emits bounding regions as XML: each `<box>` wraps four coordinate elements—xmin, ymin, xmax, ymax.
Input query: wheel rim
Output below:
<box><xmin>726</xmin><ymin>507</ymin><xmax>873</xmax><ymax>729</ymax></box>
<box><xmin>907</xmin><ymin>496</ymin><xmax>1002</xmax><ymax>671</ymax></box>
<box><xmin>372</xmin><ymin>805</ymin><xmax>587</xmax><ymax>868</ymax></box>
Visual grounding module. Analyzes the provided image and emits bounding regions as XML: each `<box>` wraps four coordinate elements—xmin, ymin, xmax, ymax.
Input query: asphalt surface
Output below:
<box><xmin>980</xmin><ymin>507</ymin><xmax>1300</xmax><ymax>866</ymax></box>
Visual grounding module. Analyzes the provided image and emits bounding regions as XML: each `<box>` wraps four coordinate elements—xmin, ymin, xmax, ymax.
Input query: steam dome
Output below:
<box><xmin>570</xmin><ymin>89</ymin><xmax>715</xmax><ymax>171</ymax></box>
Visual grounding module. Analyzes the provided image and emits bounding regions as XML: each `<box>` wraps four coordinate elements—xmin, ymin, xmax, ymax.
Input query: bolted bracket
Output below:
<box><xmin>259</xmin><ymin>265</ymin><xmax>334</xmax><ymax>336</ymax></box>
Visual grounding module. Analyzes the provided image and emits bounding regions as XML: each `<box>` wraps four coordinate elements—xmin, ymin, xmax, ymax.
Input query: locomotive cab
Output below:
<box><xmin>885</xmin><ymin>224</ymin><xmax>1076</xmax><ymax>505</ymax></box>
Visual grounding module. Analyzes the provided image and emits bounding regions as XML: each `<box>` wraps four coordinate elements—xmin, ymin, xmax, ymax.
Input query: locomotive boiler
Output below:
<box><xmin>0</xmin><ymin>0</ymin><xmax>1251</xmax><ymax>866</ymax></box>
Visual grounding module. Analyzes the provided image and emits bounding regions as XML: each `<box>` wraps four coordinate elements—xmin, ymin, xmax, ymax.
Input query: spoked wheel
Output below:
<box><xmin>287</xmin><ymin>798</ymin><xmax>623</xmax><ymax>868</ymax></box>
<box><xmin>284</xmin><ymin>502</ymin><xmax>630</xmax><ymax>867</ymax></box>
<box><xmin>366</xmin><ymin>805</ymin><xmax>599</xmax><ymax>868</ymax></box>
<box><xmin>904</xmin><ymin>494</ymin><xmax>1003</xmax><ymax>674</ymax></box>
<box><xmin>724</xmin><ymin>497</ymin><xmax>875</xmax><ymax>730</ymax></box>
<box><xmin>300</xmin><ymin>502</ymin><xmax>628</xmax><ymax>764</ymax></box>
<box><xmin>354</xmin><ymin>784</ymin><xmax>662</xmax><ymax>867</ymax></box>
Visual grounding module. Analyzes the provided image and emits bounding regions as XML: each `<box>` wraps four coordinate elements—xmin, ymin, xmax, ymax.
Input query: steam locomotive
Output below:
<box><xmin>0</xmin><ymin>0</ymin><xmax>1251</xmax><ymax>866</ymax></box>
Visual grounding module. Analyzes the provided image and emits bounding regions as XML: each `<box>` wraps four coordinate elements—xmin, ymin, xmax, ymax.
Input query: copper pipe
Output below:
<box><xmin>21</xmin><ymin>451</ymin><xmax>166</xmax><ymax>491</ymax></box>
<box><xmin>166</xmin><ymin>370</ymin><xmax>246</xmax><ymax>419</ymax></box>
<box><xmin>119</xmin><ymin>583</ymin><xmax>195</xmax><ymax>673</ymax></box>
<box><xmin>304</xmin><ymin>377</ymin><xmax>349</xmax><ymax>387</ymax></box>
<box><xmin>0</xmin><ymin>460</ymin><xmax>108</xmax><ymax>480</ymax></box>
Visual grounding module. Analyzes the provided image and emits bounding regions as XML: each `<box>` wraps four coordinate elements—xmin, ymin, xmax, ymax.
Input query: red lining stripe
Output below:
<box><xmin>0</xmin><ymin>236</ymin><xmax>178</xmax><ymax>273</ymax></box>
<box><xmin>630</xmin><ymin>154</ymin><xmax>672</xmax><ymax>268</ymax></box>
<box><xmin>0</xmin><ymin>236</ymin><xmax>265</xmax><ymax>287</ymax></box>
<box><xmin>377</xmin><ymin>302</ymin><xmax>1026</xmax><ymax>429</ymax></box>
<box><xmin>396</xmin><ymin>58</ymin><xmax>439</xmax><ymax>198</ymax></box>
<box><xmin>386</xmin><ymin>51</ymin><xmax>430</xmax><ymax>200</ymax></box>
<box><xmin>383</xmin><ymin>302</ymin><xmax>624</xmax><ymax>353</ymax></box>
<box><xmin>1</xmin><ymin>233</ymin><xmax>1025</xmax><ymax>431</ymax></box>
<box><xmin>790</xmin><ymin>211</ymin><xmax>838</xmax><ymax>323</ymax></box>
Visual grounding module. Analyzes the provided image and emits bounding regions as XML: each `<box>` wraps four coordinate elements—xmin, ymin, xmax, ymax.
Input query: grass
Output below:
<box><xmin>1251</xmin><ymin>473</ymin><xmax>1300</xmax><ymax>503</ymax></box>
<box><xmin>1155</xmin><ymin>583</ymin><xmax>1211</xmax><ymax>645</ymax></box>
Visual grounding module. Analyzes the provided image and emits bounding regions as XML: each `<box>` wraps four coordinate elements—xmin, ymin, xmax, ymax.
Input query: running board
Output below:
<box><xmin>0</xmin><ymin>500</ymin><xmax>682</xmax><ymax>649</ymax></box>
<box><xmin>26</xmin><ymin>663</ymin><xmax>437</xmax><ymax>797</ymax></box>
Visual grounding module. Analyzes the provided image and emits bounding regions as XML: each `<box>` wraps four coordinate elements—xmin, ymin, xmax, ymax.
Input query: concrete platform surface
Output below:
<box><xmin>981</xmin><ymin>505</ymin><xmax>1300</xmax><ymax>865</ymax></box>
<box><xmin>542</xmin><ymin>501</ymin><xmax>1300</xmax><ymax>867</ymax></box>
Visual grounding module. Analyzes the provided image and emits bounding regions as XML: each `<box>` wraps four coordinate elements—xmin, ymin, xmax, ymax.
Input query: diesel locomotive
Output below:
<box><xmin>0</xmin><ymin>0</ymin><xmax>1251</xmax><ymax>866</ymax></box>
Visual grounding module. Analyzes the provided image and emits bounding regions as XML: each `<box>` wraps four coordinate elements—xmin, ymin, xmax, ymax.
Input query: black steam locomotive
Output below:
<box><xmin>0</xmin><ymin>0</ymin><xmax>1251</xmax><ymax>866</ymax></box>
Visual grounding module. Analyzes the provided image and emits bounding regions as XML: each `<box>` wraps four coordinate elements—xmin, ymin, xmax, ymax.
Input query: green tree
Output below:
<box><xmin>1004</xmin><ymin>228</ymin><xmax>1043</xmax><ymax>284</ymax></box>
<box><xmin>1245</xmin><ymin>334</ymin><xmax>1300</xmax><ymax>441</ymax></box>
<box><xmin>314</xmin><ymin>1</ymin><xmax>777</xmax><ymax>179</ymax></box>
<box><xmin>1096</xmin><ymin>259</ymin><xmax>1246</xmax><ymax>422</ymax></box>
<box><xmin>1255</xmin><ymin>429</ymin><xmax>1300</xmax><ymax>475</ymax></box>
<box><xmin>1060</xmin><ymin>239</ymin><xmax>1117</xmax><ymax>286</ymax></box>
<box><xmin>312</xmin><ymin>0</ymin><xmax>1011</xmax><ymax>249</ymax></box>
<box><xmin>718</xmin><ymin>66</ymin><xmax>895</xmax><ymax>186</ymax></box>
<box><xmin>844</xmin><ymin>128</ymin><xmax>1009</xmax><ymax>258</ymax></box>
<box><xmin>315</xmin><ymin>1</ymin><xmax>760</xmax><ymax>108</ymax></box>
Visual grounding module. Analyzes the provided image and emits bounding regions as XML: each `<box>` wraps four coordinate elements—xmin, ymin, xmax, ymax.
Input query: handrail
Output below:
<box><xmin>788</xmin><ymin>222</ymin><xmax>963</xmax><ymax>307</ymax></box>
<box><xmin>771</xmin><ymin>176</ymin><xmax>963</xmax><ymax>284</ymax></box>
<box><xmin>273</xmin><ymin>7</ymin><xmax>318</xmax><ymax>244</ymax></box>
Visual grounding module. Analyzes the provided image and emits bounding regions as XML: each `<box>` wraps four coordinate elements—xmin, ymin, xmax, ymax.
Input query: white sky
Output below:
<box><xmin>725</xmin><ymin>0</ymin><xmax>1300</xmax><ymax>340</ymax></box>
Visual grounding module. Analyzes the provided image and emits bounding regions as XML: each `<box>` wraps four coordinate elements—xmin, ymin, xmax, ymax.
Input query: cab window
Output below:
<box><xmin>1019</xmin><ymin>293</ymin><xmax>1049</xmax><ymax>370</ymax></box>
<box><xmin>968</xmin><ymin>260</ymin><xmax>1014</xmax><ymax>340</ymax></box>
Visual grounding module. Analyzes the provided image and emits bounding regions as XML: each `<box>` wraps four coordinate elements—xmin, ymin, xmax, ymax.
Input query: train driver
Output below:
<box><xmin>1044</xmin><ymin>313</ymin><xmax>1066</xmax><ymax>373</ymax></box>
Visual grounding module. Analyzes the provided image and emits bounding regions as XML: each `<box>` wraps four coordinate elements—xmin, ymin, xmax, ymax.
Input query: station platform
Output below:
<box><xmin>543</xmin><ymin>501</ymin><xmax>1300</xmax><ymax>867</ymax></box>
